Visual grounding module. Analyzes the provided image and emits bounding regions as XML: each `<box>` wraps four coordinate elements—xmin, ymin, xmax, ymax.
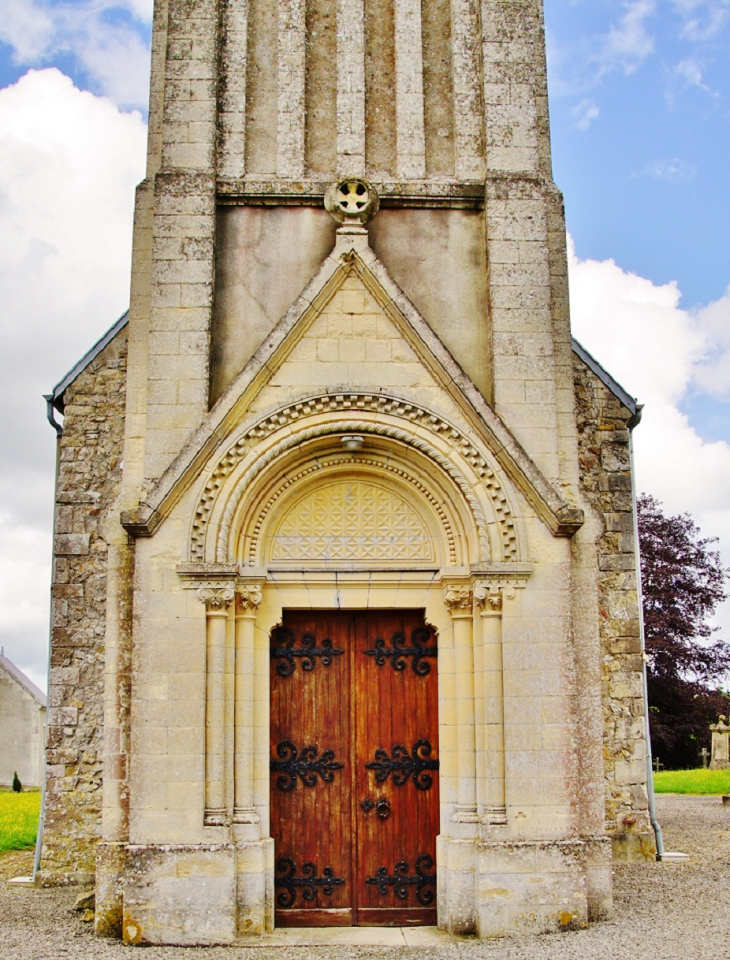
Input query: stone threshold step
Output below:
<box><xmin>235</xmin><ymin>926</ymin><xmax>468</xmax><ymax>947</ymax></box>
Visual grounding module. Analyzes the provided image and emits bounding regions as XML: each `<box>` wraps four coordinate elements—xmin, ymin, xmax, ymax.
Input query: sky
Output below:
<box><xmin>0</xmin><ymin>0</ymin><xmax>729</xmax><ymax>691</ymax></box>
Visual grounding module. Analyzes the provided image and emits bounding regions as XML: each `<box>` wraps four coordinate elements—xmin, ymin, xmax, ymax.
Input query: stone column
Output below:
<box><xmin>474</xmin><ymin>583</ymin><xmax>508</xmax><ymax>827</ymax></box>
<box><xmin>198</xmin><ymin>584</ymin><xmax>235</xmax><ymax>826</ymax></box>
<box><xmin>233</xmin><ymin>582</ymin><xmax>263</xmax><ymax>830</ymax></box>
<box><xmin>450</xmin><ymin>0</ymin><xmax>484</xmax><ymax>180</ymax></box>
<box><xmin>95</xmin><ymin>540</ymin><xmax>133</xmax><ymax>938</ymax></box>
<box><xmin>439</xmin><ymin>580</ymin><xmax>478</xmax><ymax>936</ymax></box>
<box><xmin>232</xmin><ymin>579</ymin><xmax>273</xmax><ymax>937</ymax></box>
<box><xmin>444</xmin><ymin>582</ymin><xmax>479</xmax><ymax>831</ymax></box>
<box><xmin>394</xmin><ymin>0</ymin><xmax>426</xmax><ymax>178</ymax></box>
<box><xmin>336</xmin><ymin>0</ymin><xmax>366</xmax><ymax>173</ymax></box>
<box><xmin>277</xmin><ymin>0</ymin><xmax>306</xmax><ymax>177</ymax></box>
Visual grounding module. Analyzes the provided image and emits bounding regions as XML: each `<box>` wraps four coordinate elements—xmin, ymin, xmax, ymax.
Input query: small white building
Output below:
<box><xmin>0</xmin><ymin>651</ymin><xmax>46</xmax><ymax>788</ymax></box>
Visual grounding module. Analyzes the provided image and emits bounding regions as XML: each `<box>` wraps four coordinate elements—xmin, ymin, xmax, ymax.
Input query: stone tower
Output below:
<box><xmin>41</xmin><ymin>0</ymin><xmax>657</xmax><ymax>945</ymax></box>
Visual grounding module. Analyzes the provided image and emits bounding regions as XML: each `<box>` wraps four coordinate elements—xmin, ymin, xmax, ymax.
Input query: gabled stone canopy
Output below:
<box><xmin>122</xmin><ymin>227</ymin><xmax>583</xmax><ymax>546</ymax></box>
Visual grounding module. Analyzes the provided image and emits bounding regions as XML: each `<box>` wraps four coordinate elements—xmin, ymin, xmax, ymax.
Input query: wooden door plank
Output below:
<box><xmin>271</xmin><ymin>611</ymin><xmax>352</xmax><ymax>922</ymax></box>
<box><xmin>353</xmin><ymin>611</ymin><xmax>439</xmax><ymax>926</ymax></box>
<box><xmin>358</xmin><ymin>907</ymin><xmax>438</xmax><ymax>927</ymax></box>
<box><xmin>275</xmin><ymin>908</ymin><xmax>353</xmax><ymax>927</ymax></box>
<box><xmin>271</xmin><ymin>609</ymin><xmax>439</xmax><ymax>929</ymax></box>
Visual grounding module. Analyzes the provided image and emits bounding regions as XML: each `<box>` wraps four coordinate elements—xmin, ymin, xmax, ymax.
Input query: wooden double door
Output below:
<box><xmin>270</xmin><ymin>610</ymin><xmax>439</xmax><ymax>927</ymax></box>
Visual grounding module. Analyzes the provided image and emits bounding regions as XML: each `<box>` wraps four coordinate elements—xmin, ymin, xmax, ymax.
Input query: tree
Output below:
<box><xmin>12</xmin><ymin>771</ymin><xmax>22</xmax><ymax>793</ymax></box>
<box><xmin>638</xmin><ymin>494</ymin><xmax>730</xmax><ymax>768</ymax></box>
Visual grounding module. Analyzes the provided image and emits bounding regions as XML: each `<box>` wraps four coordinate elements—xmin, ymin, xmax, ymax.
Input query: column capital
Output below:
<box><xmin>443</xmin><ymin>580</ymin><xmax>474</xmax><ymax>620</ymax></box>
<box><xmin>473</xmin><ymin>573</ymin><xmax>527</xmax><ymax>614</ymax></box>
<box><xmin>196</xmin><ymin>583</ymin><xmax>236</xmax><ymax>612</ymax></box>
<box><xmin>235</xmin><ymin>580</ymin><xmax>264</xmax><ymax>616</ymax></box>
<box><xmin>473</xmin><ymin>584</ymin><xmax>504</xmax><ymax>615</ymax></box>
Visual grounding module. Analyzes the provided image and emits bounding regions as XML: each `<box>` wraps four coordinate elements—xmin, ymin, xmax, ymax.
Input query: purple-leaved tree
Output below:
<box><xmin>638</xmin><ymin>494</ymin><xmax>730</xmax><ymax>769</ymax></box>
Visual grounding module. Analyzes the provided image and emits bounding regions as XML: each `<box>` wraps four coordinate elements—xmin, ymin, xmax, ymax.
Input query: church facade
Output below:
<box><xmin>42</xmin><ymin>0</ymin><xmax>656</xmax><ymax>945</ymax></box>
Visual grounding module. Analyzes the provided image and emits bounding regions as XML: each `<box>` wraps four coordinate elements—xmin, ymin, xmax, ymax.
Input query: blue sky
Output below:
<box><xmin>544</xmin><ymin>0</ymin><xmax>730</xmax><ymax>462</ymax></box>
<box><xmin>546</xmin><ymin>0</ymin><xmax>730</xmax><ymax>309</ymax></box>
<box><xmin>0</xmin><ymin>0</ymin><xmax>729</xmax><ymax>687</ymax></box>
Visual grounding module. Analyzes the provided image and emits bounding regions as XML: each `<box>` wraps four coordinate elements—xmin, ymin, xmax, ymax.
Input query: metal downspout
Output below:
<box><xmin>35</xmin><ymin>400</ymin><xmax>63</xmax><ymax>879</ymax></box>
<box><xmin>628</xmin><ymin>409</ymin><xmax>664</xmax><ymax>859</ymax></box>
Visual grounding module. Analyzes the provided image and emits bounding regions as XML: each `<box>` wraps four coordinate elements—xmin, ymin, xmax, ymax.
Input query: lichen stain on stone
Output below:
<box><xmin>123</xmin><ymin>917</ymin><xmax>143</xmax><ymax>945</ymax></box>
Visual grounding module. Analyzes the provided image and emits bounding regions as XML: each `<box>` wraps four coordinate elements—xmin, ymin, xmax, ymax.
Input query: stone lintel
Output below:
<box><xmin>216</xmin><ymin>175</ymin><xmax>563</xmax><ymax>209</ymax></box>
<box><xmin>217</xmin><ymin>177</ymin><xmax>486</xmax><ymax>208</ymax></box>
<box><xmin>176</xmin><ymin>564</ymin><xmax>267</xmax><ymax>586</ymax></box>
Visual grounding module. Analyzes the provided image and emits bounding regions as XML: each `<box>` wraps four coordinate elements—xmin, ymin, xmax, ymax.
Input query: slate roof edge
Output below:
<box><xmin>571</xmin><ymin>336</ymin><xmax>642</xmax><ymax>426</ymax></box>
<box><xmin>43</xmin><ymin>313</ymin><xmax>640</xmax><ymax>426</ymax></box>
<box><xmin>0</xmin><ymin>655</ymin><xmax>47</xmax><ymax>707</ymax></box>
<box><xmin>47</xmin><ymin>310</ymin><xmax>130</xmax><ymax>414</ymax></box>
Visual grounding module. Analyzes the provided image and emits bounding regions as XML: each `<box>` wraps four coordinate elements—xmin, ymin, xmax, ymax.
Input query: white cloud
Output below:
<box><xmin>599</xmin><ymin>0</ymin><xmax>656</xmax><ymax>77</ymax></box>
<box><xmin>568</xmin><ymin>238</ymin><xmax>730</xmax><ymax>638</ymax></box>
<box><xmin>672</xmin><ymin>0</ymin><xmax>730</xmax><ymax>41</ymax></box>
<box><xmin>0</xmin><ymin>68</ymin><xmax>147</xmax><ymax>688</ymax></box>
<box><xmin>637</xmin><ymin>156</ymin><xmax>698</xmax><ymax>181</ymax></box>
<box><xmin>665</xmin><ymin>57</ymin><xmax>720</xmax><ymax>105</ymax></box>
<box><xmin>692</xmin><ymin>288</ymin><xmax>730</xmax><ymax>399</ymax></box>
<box><xmin>547</xmin><ymin>2</ymin><xmax>658</xmax><ymax>116</ymax></box>
<box><xmin>0</xmin><ymin>0</ymin><xmax>152</xmax><ymax>109</ymax></box>
<box><xmin>571</xmin><ymin>98</ymin><xmax>600</xmax><ymax>131</ymax></box>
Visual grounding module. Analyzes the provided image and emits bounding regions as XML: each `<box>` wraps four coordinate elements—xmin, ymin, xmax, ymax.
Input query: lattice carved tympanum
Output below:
<box><xmin>269</xmin><ymin>480</ymin><xmax>436</xmax><ymax>565</ymax></box>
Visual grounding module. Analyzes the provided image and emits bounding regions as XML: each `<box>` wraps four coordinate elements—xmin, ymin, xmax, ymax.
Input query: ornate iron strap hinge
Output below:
<box><xmin>270</xmin><ymin>740</ymin><xmax>344</xmax><ymax>791</ymax></box>
<box><xmin>271</xmin><ymin>627</ymin><xmax>344</xmax><ymax>676</ymax></box>
<box><xmin>365</xmin><ymin>740</ymin><xmax>439</xmax><ymax>790</ymax></box>
<box><xmin>364</xmin><ymin>626</ymin><xmax>437</xmax><ymax>675</ymax></box>
<box><xmin>366</xmin><ymin>855</ymin><xmax>436</xmax><ymax>905</ymax></box>
<box><xmin>275</xmin><ymin>857</ymin><xmax>345</xmax><ymax>907</ymax></box>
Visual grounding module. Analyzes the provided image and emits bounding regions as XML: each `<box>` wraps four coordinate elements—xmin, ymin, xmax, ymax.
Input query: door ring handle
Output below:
<box><xmin>376</xmin><ymin>797</ymin><xmax>391</xmax><ymax>820</ymax></box>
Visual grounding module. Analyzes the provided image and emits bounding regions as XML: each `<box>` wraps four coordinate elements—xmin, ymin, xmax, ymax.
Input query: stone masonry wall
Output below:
<box><xmin>573</xmin><ymin>354</ymin><xmax>656</xmax><ymax>861</ymax></box>
<box><xmin>40</xmin><ymin>329</ymin><xmax>128</xmax><ymax>885</ymax></box>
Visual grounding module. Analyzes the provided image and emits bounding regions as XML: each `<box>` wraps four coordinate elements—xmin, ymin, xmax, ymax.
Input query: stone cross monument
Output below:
<box><xmin>710</xmin><ymin>717</ymin><xmax>730</xmax><ymax>769</ymax></box>
<box><xmin>41</xmin><ymin>0</ymin><xmax>658</xmax><ymax>945</ymax></box>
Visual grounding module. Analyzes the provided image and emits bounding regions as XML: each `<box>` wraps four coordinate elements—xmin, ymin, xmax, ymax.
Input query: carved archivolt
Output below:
<box><xmin>214</xmin><ymin>421</ymin><xmax>489</xmax><ymax>564</ymax></box>
<box><xmin>188</xmin><ymin>392</ymin><xmax>522</xmax><ymax>565</ymax></box>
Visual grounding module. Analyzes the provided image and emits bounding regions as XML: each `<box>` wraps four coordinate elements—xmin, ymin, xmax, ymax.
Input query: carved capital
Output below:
<box><xmin>443</xmin><ymin>583</ymin><xmax>474</xmax><ymax>618</ymax></box>
<box><xmin>473</xmin><ymin>578</ymin><xmax>519</xmax><ymax>614</ymax></box>
<box><xmin>197</xmin><ymin>584</ymin><xmax>235</xmax><ymax>612</ymax></box>
<box><xmin>235</xmin><ymin>582</ymin><xmax>263</xmax><ymax>614</ymax></box>
<box><xmin>473</xmin><ymin>584</ymin><xmax>503</xmax><ymax>613</ymax></box>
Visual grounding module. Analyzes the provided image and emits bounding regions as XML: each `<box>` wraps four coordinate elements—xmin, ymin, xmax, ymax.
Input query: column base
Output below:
<box><xmin>113</xmin><ymin>840</ymin><xmax>274</xmax><ymax>945</ymax></box>
<box><xmin>122</xmin><ymin>844</ymin><xmax>237</xmax><ymax>945</ymax></box>
<box><xmin>437</xmin><ymin>835</ymin><xmax>477</xmax><ymax>935</ymax></box>
<box><xmin>236</xmin><ymin>837</ymin><xmax>274</xmax><ymax>936</ymax></box>
<box><xmin>583</xmin><ymin>835</ymin><xmax>613</xmax><ymax>921</ymax></box>
<box><xmin>475</xmin><ymin>838</ymin><xmax>590</xmax><ymax>938</ymax></box>
<box><xmin>95</xmin><ymin>842</ymin><xmax>126</xmax><ymax>938</ymax></box>
<box><xmin>610</xmin><ymin>829</ymin><xmax>657</xmax><ymax>863</ymax></box>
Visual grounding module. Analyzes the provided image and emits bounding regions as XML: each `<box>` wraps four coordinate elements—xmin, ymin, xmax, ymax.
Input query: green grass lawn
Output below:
<box><xmin>654</xmin><ymin>768</ymin><xmax>730</xmax><ymax>795</ymax></box>
<box><xmin>0</xmin><ymin>791</ymin><xmax>41</xmax><ymax>852</ymax></box>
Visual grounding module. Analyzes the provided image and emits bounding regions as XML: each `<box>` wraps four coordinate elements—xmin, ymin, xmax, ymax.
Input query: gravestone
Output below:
<box><xmin>710</xmin><ymin>717</ymin><xmax>730</xmax><ymax>770</ymax></box>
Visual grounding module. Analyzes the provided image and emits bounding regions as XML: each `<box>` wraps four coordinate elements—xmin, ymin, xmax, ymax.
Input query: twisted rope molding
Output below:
<box><xmin>187</xmin><ymin>393</ymin><xmax>520</xmax><ymax>564</ymax></box>
<box><xmin>214</xmin><ymin>421</ymin><xmax>490</xmax><ymax>563</ymax></box>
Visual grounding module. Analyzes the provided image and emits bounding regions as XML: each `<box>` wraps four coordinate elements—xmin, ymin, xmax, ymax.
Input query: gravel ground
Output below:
<box><xmin>2</xmin><ymin>795</ymin><xmax>729</xmax><ymax>960</ymax></box>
